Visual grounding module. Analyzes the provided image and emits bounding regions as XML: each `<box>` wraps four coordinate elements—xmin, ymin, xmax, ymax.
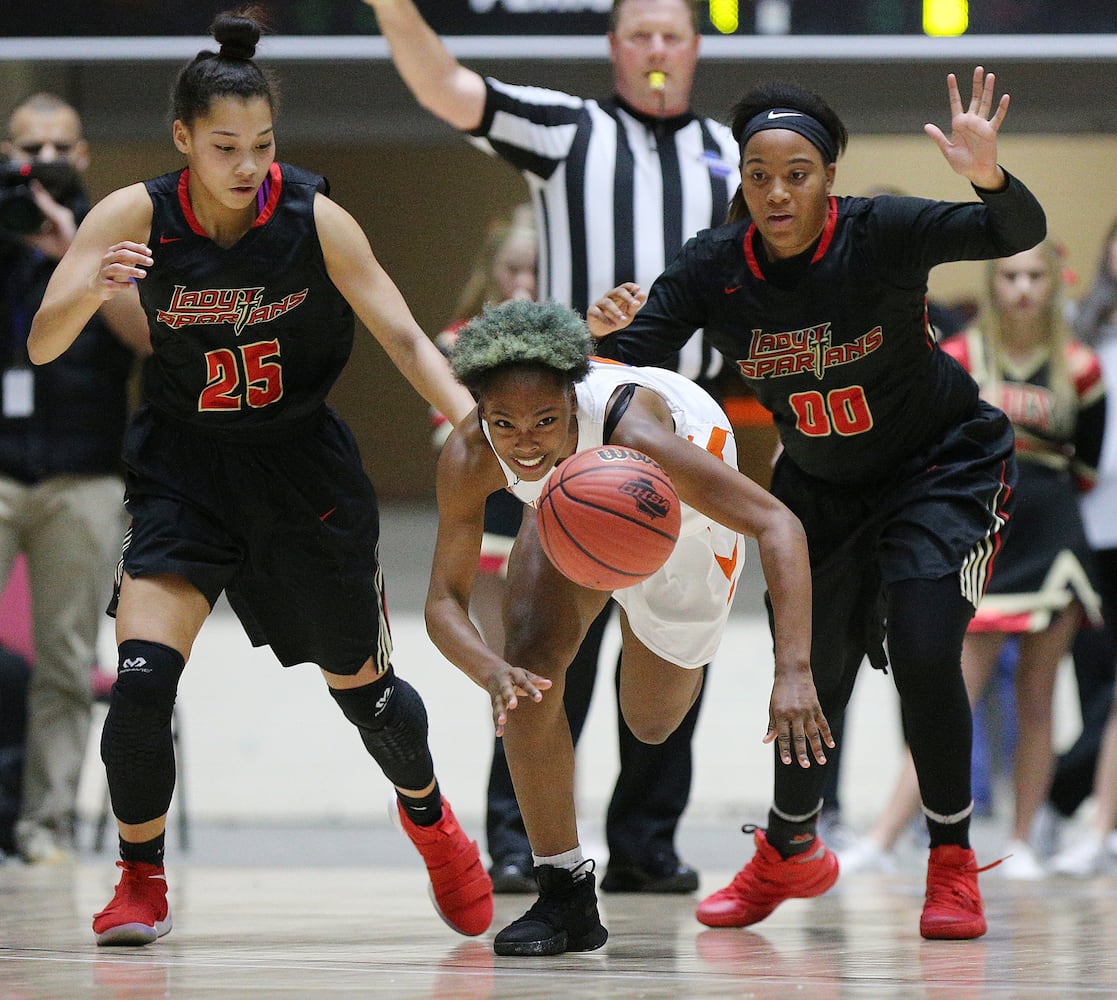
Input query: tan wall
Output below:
<box><xmin>81</xmin><ymin>133</ymin><xmax>1117</xmax><ymax>499</ymax></box>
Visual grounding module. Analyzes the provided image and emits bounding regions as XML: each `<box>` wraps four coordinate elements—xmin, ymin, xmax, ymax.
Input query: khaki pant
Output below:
<box><xmin>0</xmin><ymin>474</ymin><xmax>125</xmax><ymax>849</ymax></box>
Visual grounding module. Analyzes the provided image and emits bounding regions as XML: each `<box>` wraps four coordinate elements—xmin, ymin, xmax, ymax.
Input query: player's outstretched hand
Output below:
<box><xmin>486</xmin><ymin>665</ymin><xmax>553</xmax><ymax>737</ymax></box>
<box><xmin>586</xmin><ymin>282</ymin><xmax>647</xmax><ymax>339</ymax></box>
<box><xmin>923</xmin><ymin>66</ymin><xmax>1007</xmax><ymax>191</ymax></box>
<box><xmin>764</xmin><ymin>668</ymin><xmax>834</xmax><ymax>768</ymax></box>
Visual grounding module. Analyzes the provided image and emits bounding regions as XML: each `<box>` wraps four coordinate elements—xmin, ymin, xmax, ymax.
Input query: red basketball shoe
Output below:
<box><xmin>920</xmin><ymin>845</ymin><xmax>996</xmax><ymax>940</ymax></box>
<box><xmin>696</xmin><ymin>828</ymin><xmax>838</xmax><ymax>927</ymax></box>
<box><xmin>92</xmin><ymin>861</ymin><xmax>172</xmax><ymax>946</ymax></box>
<box><xmin>395</xmin><ymin>797</ymin><xmax>494</xmax><ymax>937</ymax></box>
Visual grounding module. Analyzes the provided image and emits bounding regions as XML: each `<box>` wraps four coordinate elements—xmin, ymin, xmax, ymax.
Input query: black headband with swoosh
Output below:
<box><xmin>736</xmin><ymin>108</ymin><xmax>839</xmax><ymax>164</ymax></box>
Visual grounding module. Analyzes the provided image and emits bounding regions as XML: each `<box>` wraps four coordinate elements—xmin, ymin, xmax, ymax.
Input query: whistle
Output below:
<box><xmin>648</xmin><ymin>71</ymin><xmax>666</xmax><ymax>91</ymax></box>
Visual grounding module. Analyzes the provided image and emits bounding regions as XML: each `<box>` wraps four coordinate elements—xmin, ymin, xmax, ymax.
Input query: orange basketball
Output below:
<box><xmin>537</xmin><ymin>446</ymin><xmax>681</xmax><ymax>591</ymax></box>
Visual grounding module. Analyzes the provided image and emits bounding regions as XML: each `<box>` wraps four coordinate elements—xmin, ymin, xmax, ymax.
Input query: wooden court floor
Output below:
<box><xmin>2</xmin><ymin>860</ymin><xmax>1115</xmax><ymax>998</ymax></box>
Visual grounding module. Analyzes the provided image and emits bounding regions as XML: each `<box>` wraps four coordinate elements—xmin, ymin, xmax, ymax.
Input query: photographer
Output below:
<box><xmin>0</xmin><ymin>93</ymin><xmax>149</xmax><ymax>864</ymax></box>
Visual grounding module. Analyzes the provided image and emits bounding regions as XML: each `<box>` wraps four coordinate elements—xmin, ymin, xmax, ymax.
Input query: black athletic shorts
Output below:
<box><xmin>768</xmin><ymin>399</ymin><xmax>1017</xmax><ymax>685</ymax></box>
<box><xmin>110</xmin><ymin>405</ymin><xmax>391</xmax><ymax>675</ymax></box>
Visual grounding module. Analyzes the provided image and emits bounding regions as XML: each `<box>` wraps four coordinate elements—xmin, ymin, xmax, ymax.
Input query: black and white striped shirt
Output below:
<box><xmin>469</xmin><ymin>78</ymin><xmax>738</xmax><ymax>388</ymax></box>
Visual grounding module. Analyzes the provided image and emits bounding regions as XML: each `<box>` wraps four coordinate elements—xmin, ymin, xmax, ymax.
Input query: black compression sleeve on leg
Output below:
<box><xmin>100</xmin><ymin>640</ymin><xmax>186</xmax><ymax>825</ymax></box>
<box><xmin>329</xmin><ymin>667</ymin><xmax>436</xmax><ymax>792</ymax></box>
<box><xmin>886</xmin><ymin>576</ymin><xmax>975</xmax><ymax>848</ymax></box>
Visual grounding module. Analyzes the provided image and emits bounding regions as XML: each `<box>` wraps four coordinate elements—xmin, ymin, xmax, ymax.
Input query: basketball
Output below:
<box><xmin>536</xmin><ymin>446</ymin><xmax>681</xmax><ymax>591</ymax></box>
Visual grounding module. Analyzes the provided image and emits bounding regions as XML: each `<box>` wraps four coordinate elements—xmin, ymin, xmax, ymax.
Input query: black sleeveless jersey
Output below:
<box><xmin>139</xmin><ymin>162</ymin><xmax>353</xmax><ymax>435</ymax></box>
<box><xmin>603</xmin><ymin>171</ymin><xmax>1046</xmax><ymax>485</ymax></box>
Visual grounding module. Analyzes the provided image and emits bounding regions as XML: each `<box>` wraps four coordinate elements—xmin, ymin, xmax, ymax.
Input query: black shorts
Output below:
<box><xmin>769</xmin><ymin>400</ymin><xmax>1017</xmax><ymax>683</ymax></box>
<box><xmin>110</xmin><ymin>405</ymin><xmax>391</xmax><ymax>675</ymax></box>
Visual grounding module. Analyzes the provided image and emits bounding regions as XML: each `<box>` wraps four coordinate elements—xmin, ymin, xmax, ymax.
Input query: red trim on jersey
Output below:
<box><xmin>253</xmin><ymin>162</ymin><xmax>283</xmax><ymax>228</ymax></box>
<box><xmin>177</xmin><ymin>170</ymin><xmax>207</xmax><ymax>236</ymax></box>
<box><xmin>176</xmin><ymin>162</ymin><xmax>283</xmax><ymax>236</ymax></box>
<box><xmin>742</xmin><ymin>196</ymin><xmax>838</xmax><ymax>279</ymax></box>
<box><xmin>810</xmin><ymin>197</ymin><xmax>838</xmax><ymax>263</ymax></box>
<box><xmin>743</xmin><ymin>224</ymin><xmax>762</xmax><ymax>278</ymax></box>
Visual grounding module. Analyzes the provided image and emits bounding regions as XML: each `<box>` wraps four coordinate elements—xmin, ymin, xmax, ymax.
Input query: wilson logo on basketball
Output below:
<box><xmin>595</xmin><ymin>447</ymin><xmax>657</xmax><ymax>466</ymax></box>
<box><xmin>619</xmin><ymin>477</ymin><xmax>673</xmax><ymax>520</ymax></box>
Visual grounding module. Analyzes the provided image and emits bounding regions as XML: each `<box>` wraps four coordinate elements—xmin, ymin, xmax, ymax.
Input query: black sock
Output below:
<box><xmin>119</xmin><ymin>833</ymin><xmax>165</xmax><ymax>867</ymax></box>
<box><xmin>397</xmin><ymin>782</ymin><xmax>443</xmax><ymax>827</ymax></box>
<box><xmin>766</xmin><ymin>807</ymin><xmax>820</xmax><ymax>858</ymax></box>
<box><xmin>927</xmin><ymin>815</ymin><xmax>971</xmax><ymax>850</ymax></box>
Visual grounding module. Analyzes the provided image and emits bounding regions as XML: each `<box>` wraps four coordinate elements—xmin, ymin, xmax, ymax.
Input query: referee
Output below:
<box><xmin>363</xmin><ymin>0</ymin><xmax>737</xmax><ymax>894</ymax></box>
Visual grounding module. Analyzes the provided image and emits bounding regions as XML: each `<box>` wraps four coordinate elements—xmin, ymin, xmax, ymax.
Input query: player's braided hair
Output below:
<box><xmin>450</xmin><ymin>299</ymin><xmax>592</xmax><ymax>395</ymax></box>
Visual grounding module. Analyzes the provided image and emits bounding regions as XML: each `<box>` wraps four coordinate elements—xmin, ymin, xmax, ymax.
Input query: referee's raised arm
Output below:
<box><xmin>360</xmin><ymin>0</ymin><xmax>487</xmax><ymax>131</ymax></box>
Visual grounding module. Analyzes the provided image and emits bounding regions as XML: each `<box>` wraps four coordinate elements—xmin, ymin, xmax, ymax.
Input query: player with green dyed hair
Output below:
<box><xmin>428</xmin><ymin>297</ymin><xmax>822</xmax><ymax>957</ymax></box>
<box><xmin>450</xmin><ymin>299</ymin><xmax>592</xmax><ymax>393</ymax></box>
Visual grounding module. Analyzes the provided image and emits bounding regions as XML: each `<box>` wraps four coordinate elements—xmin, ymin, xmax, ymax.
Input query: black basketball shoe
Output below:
<box><xmin>492</xmin><ymin>861</ymin><xmax>609</xmax><ymax>956</ymax></box>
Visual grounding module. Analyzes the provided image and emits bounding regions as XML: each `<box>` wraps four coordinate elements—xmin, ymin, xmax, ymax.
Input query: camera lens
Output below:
<box><xmin>0</xmin><ymin>187</ymin><xmax>45</xmax><ymax>235</ymax></box>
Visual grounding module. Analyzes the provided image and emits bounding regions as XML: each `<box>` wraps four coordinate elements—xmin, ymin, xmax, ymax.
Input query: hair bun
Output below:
<box><xmin>212</xmin><ymin>8</ymin><xmax>263</xmax><ymax>60</ymax></box>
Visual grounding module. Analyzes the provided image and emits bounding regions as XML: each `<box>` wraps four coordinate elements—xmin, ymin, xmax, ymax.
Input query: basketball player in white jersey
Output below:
<box><xmin>425</xmin><ymin>298</ymin><xmax>823</xmax><ymax>956</ymax></box>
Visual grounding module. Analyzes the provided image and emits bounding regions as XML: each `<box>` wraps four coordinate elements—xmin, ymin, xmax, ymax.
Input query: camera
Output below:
<box><xmin>0</xmin><ymin>160</ymin><xmax>83</xmax><ymax>236</ymax></box>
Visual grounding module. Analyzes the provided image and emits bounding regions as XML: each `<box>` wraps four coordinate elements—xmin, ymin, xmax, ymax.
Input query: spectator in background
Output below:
<box><xmin>362</xmin><ymin>0</ymin><xmax>739</xmax><ymax>894</ymax></box>
<box><xmin>0</xmin><ymin>93</ymin><xmax>150</xmax><ymax>865</ymax></box>
<box><xmin>840</xmin><ymin>239</ymin><xmax>1106</xmax><ymax>879</ymax></box>
<box><xmin>1040</xmin><ymin>217</ymin><xmax>1117</xmax><ymax>869</ymax></box>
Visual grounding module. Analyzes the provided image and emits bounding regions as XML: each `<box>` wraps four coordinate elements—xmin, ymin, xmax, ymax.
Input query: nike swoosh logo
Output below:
<box><xmin>159</xmin><ymin>236</ymin><xmax>182</xmax><ymax>244</ymax></box>
<box><xmin>724</xmin><ymin>285</ymin><xmax>741</xmax><ymax>294</ymax></box>
<box><xmin>767</xmin><ymin>111</ymin><xmax>803</xmax><ymax>120</ymax></box>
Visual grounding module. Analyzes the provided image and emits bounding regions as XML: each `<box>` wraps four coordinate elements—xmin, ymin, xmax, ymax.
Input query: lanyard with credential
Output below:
<box><xmin>2</xmin><ymin>257</ymin><xmax>36</xmax><ymax>418</ymax></box>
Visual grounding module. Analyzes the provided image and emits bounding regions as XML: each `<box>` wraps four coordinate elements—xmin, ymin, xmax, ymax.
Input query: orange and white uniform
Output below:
<box><xmin>482</xmin><ymin>360</ymin><xmax>744</xmax><ymax>668</ymax></box>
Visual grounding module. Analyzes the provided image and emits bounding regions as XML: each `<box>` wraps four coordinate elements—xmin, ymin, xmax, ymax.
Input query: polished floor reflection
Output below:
<box><xmin>1</xmin><ymin>859</ymin><xmax>1114</xmax><ymax>998</ymax></box>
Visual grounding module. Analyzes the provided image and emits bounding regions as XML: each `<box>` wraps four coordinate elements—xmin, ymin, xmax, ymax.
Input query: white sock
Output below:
<box><xmin>533</xmin><ymin>846</ymin><xmax>586</xmax><ymax>877</ymax></box>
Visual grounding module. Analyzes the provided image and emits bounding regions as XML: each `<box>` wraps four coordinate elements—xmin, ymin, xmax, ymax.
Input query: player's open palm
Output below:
<box><xmin>924</xmin><ymin>66</ymin><xmax>1007</xmax><ymax>188</ymax></box>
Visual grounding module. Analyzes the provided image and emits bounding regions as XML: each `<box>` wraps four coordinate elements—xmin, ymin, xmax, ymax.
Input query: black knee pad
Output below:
<box><xmin>329</xmin><ymin>667</ymin><xmax>434</xmax><ymax>791</ymax></box>
<box><xmin>100</xmin><ymin>639</ymin><xmax>185</xmax><ymax>825</ymax></box>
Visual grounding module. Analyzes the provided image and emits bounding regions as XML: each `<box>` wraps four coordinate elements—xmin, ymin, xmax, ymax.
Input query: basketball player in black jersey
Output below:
<box><xmin>29</xmin><ymin>7</ymin><xmax>491</xmax><ymax>947</ymax></box>
<box><xmin>590</xmin><ymin>68</ymin><xmax>1047</xmax><ymax>940</ymax></box>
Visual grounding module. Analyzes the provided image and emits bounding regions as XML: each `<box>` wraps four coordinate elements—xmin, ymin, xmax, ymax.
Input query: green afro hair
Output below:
<box><xmin>450</xmin><ymin>299</ymin><xmax>592</xmax><ymax>395</ymax></box>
